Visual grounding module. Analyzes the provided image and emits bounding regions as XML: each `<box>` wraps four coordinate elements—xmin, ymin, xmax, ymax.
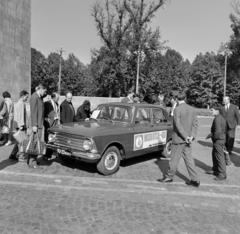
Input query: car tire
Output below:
<box><xmin>58</xmin><ymin>154</ymin><xmax>76</xmax><ymax>165</ymax></box>
<box><xmin>97</xmin><ymin>146</ymin><xmax>121</xmax><ymax>175</ymax></box>
<box><xmin>162</xmin><ymin>139</ymin><xmax>172</xmax><ymax>158</ymax></box>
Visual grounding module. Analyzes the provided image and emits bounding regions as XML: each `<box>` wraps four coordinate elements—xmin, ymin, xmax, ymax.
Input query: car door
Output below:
<box><xmin>151</xmin><ymin>107</ymin><xmax>172</xmax><ymax>151</ymax></box>
<box><xmin>132</xmin><ymin>107</ymin><xmax>158</xmax><ymax>157</ymax></box>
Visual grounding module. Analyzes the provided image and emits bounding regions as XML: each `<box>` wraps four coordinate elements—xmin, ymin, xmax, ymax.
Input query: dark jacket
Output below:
<box><xmin>220</xmin><ymin>104</ymin><xmax>240</xmax><ymax>129</ymax></box>
<box><xmin>75</xmin><ymin>100</ymin><xmax>91</xmax><ymax>122</ymax></box>
<box><xmin>44</xmin><ymin>100</ymin><xmax>59</xmax><ymax>127</ymax></box>
<box><xmin>60</xmin><ymin>100</ymin><xmax>75</xmax><ymax>124</ymax></box>
<box><xmin>211</xmin><ymin>114</ymin><xmax>226</xmax><ymax>142</ymax></box>
<box><xmin>172</xmin><ymin>102</ymin><xmax>198</xmax><ymax>144</ymax></box>
<box><xmin>30</xmin><ymin>92</ymin><xmax>44</xmax><ymax>129</ymax></box>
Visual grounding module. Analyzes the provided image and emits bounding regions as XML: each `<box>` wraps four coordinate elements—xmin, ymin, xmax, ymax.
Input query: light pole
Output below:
<box><xmin>220</xmin><ymin>45</ymin><xmax>232</xmax><ymax>96</ymax></box>
<box><xmin>57</xmin><ymin>46</ymin><xmax>65</xmax><ymax>94</ymax></box>
<box><xmin>136</xmin><ymin>45</ymin><xmax>141</xmax><ymax>94</ymax></box>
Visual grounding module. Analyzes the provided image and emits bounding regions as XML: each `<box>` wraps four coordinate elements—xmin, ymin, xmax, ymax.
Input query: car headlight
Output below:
<box><xmin>83</xmin><ymin>139</ymin><xmax>93</xmax><ymax>151</ymax></box>
<box><xmin>48</xmin><ymin>134</ymin><xmax>56</xmax><ymax>143</ymax></box>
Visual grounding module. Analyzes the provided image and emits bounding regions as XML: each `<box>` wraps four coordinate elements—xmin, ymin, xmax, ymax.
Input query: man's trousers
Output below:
<box><xmin>212</xmin><ymin>140</ymin><xmax>226</xmax><ymax>177</ymax></box>
<box><xmin>165</xmin><ymin>143</ymin><xmax>199</xmax><ymax>182</ymax></box>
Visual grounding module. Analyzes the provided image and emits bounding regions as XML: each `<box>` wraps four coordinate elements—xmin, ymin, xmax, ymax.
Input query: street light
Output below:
<box><xmin>220</xmin><ymin>45</ymin><xmax>232</xmax><ymax>96</ymax></box>
<box><xmin>57</xmin><ymin>46</ymin><xmax>65</xmax><ymax>95</ymax></box>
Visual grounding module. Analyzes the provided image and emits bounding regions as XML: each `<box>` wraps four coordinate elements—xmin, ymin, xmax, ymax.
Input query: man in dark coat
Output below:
<box><xmin>60</xmin><ymin>92</ymin><xmax>75</xmax><ymax>124</ymax></box>
<box><xmin>29</xmin><ymin>84</ymin><xmax>47</xmax><ymax>169</ymax></box>
<box><xmin>75</xmin><ymin>100</ymin><xmax>91</xmax><ymax>122</ymax></box>
<box><xmin>159</xmin><ymin>91</ymin><xmax>200</xmax><ymax>187</ymax></box>
<box><xmin>206</xmin><ymin>106</ymin><xmax>227</xmax><ymax>181</ymax></box>
<box><xmin>220</xmin><ymin>96</ymin><xmax>240</xmax><ymax>164</ymax></box>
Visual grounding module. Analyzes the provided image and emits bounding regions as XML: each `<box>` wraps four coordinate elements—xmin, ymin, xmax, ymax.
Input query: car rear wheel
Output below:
<box><xmin>97</xmin><ymin>146</ymin><xmax>120</xmax><ymax>175</ymax></box>
<box><xmin>58</xmin><ymin>154</ymin><xmax>76</xmax><ymax>165</ymax></box>
<box><xmin>162</xmin><ymin>139</ymin><xmax>172</xmax><ymax>158</ymax></box>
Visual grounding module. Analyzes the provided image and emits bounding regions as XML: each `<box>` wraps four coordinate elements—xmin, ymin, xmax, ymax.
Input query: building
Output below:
<box><xmin>0</xmin><ymin>0</ymin><xmax>31</xmax><ymax>102</ymax></box>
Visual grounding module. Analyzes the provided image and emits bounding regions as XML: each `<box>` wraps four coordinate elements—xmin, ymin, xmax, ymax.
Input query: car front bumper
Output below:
<box><xmin>46</xmin><ymin>143</ymin><xmax>101</xmax><ymax>163</ymax></box>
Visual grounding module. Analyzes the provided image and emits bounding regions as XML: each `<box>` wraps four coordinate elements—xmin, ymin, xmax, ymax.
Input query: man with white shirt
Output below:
<box><xmin>220</xmin><ymin>96</ymin><xmax>240</xmax><ymax>159</ymax></box>
<box><xmin>169</xmin><ymin>91</ymin><xmax>178</xmax><ymax>121</ymax></box>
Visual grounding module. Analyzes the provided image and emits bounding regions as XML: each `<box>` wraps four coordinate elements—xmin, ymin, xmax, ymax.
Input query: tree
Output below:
<box><xmin>187</xmin><ymin>52</ymin><xmax>223</xmax><ymax>108</ymax></box>
<box><xmin>31</xmin><ymin>48</ymin><xmax>56</xmax><ymax>94</ymax></box>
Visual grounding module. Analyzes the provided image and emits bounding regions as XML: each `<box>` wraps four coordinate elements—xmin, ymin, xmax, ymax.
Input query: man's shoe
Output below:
<box><xmin>186</xmin><ymin>180</ymin><xmax>200</xmax><ymax>187</ymax></box>
<box><xmin>158</xmin><ymin>177</ymin><xmax>173</xmax><ymax>183</ymax></box>
<box><xmin>214</xmin><ymin>176</ymin><xmax>226</xmax><ymax>181</ymax></box>
<box><xmin>206</xmin><ymin>170</ymin><xmax>219</xmax><ymax>176</ymax></box>
<box><xmin>9</xmin><ymin>155</ymin><xmax>18</xmax><ymax>161</ymax></box>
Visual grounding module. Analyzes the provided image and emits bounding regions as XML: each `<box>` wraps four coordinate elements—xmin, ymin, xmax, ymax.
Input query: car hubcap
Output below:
<box><xmin>105</xmin><ymin>152</ymin><xmax>118</xmax><ymax>170</ymax></box>
<box><xmin>166</xmin><ymin>140</ymin><xmax>172</xmax><ymax>155</ymax></box>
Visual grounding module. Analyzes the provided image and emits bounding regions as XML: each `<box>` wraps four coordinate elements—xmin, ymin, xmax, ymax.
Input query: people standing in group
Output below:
<box><xmin>75</xmin><ymin>100</ymin><xmax>91</xmax><ymax>122</ymax></box>
<box><xmin>60</xmin><ymin>92</ymin><xmax>75</xmax><ymax>124</ymax></box>
<box><xmin>159</xmin><ymin>91</ymin><xmax>200</xmax><ymax>187</ymax></box>
<box><xmin>219</xmin><ymin>96</ymin><xmax>240</xmax><ymax>165</ymax></box>
<box><xmin>154</xmin><ymin>92</ymin><xmax>166</xmax><ymax>109</ymax></box>
<box><xmin>206</xmin><ymin>106</ymin><xmax>227</xmax><ymax>181</ymax></box>
<box><xmin>29</xmin><ymin>84</ymin><xmax>47</xmax><ymax>169</ymax></box>
<box><xmin>9</xmin><ymin>90</ymin><xmax>29</xmax><ymax>161</ymax></box>
<box><xmin>121</xmin><ymin>92</ymin><xmax>134</xmax><ymax>103</ymax></box>
<box><xmin>3</xmin><ymin>91</ymin><xmax>14</xmax><ymax>146</ymax></box>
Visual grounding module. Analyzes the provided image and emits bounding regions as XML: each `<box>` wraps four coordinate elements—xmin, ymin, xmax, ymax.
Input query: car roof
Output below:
<box><xmin>98</xmin><ymin>102</ymin><xmax>165</xmax><ymax>109</ymax></box>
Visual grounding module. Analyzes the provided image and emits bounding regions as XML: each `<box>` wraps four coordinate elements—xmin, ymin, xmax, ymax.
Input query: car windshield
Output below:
<box><xmin>94</xmin><ymin>105</ymin><xmax>134</xmax><ymax>123</ymax></box>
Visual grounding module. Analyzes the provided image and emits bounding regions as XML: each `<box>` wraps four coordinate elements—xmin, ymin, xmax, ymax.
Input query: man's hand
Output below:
<box><xmin>186</xmin><ymin>136</ymin><xmax>194</xmax><ymax>144</ymax></box>
<box><xmin>85</xmin><ymin>118</ymin><xmax>90</xmax><ymax>122</ymax></box>
<box><xmin>237</xmin><ymin>125</ymin><xmax>240</xmax><ymax>130</ymax></box>
<box><xmin>32</xmin><ymin>126</ymin><xmax>38</xmax><ymax>132</ymax></box>
<box><xmin>206</xmin><ymin>133</ymin><xmax>212</xmax><ymax>140</ymax></box>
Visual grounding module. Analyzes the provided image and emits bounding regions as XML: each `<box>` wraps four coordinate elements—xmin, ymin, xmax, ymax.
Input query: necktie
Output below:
<box><xmin>225</xmin><ymin>105</ymin><xmax>228</xmax><ymax>113</ymax></box>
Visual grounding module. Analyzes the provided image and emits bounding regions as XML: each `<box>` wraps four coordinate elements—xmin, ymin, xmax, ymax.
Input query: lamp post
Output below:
<box><xmin>136</xmin><ymin>45</ymin><xmax>141</xmax><ymax>94</ymax></box>
<box><xmin>57</xmin><ymin>46</ymin><xmax>65</xmax><ymax>94</ymax></box>
<box><xmin>220</xmin><ymin>45</ymin><xmax>232</xmax><ymax>96</ymax></box>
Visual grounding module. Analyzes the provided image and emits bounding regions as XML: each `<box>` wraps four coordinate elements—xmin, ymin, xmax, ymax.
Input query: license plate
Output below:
<box><xmin>57</xmin><ymin>149</ymin><xmax>72</xmax><ymax>156</ymax></box>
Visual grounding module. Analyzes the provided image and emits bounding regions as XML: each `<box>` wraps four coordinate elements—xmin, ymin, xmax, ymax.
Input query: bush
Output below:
<box><xmin>195</xmin><ymin>108</ymin><xmax>212</xmax><ymax>116</ymax></box>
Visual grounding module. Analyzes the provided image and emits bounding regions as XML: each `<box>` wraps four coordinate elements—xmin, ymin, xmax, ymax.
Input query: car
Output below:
<box><xmin>46</xmin><ymin>102</ymin><xmax>173</xmax><ymax>175</ymax></box>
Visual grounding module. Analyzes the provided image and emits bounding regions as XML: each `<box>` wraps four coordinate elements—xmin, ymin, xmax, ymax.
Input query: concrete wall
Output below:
<box><xmin>0</xmin><ymin>0</ymin><xmax>31</xmax><ymax>102</ymax></box>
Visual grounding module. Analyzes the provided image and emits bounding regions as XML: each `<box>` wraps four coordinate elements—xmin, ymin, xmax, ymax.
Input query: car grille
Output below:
<box><xmin>53</xmin><ymin>132</ymin><xmax>85</xmax><ymax>152</ymax></box>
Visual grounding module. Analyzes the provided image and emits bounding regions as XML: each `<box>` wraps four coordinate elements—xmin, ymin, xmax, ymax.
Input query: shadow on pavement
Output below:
<box><xmin>0</xmin><ymin>159</ymin><xmax>18</xmax><ymax>170</ymax></box>
<box><xmin>198</xmin><ymin>140</ymin><xmax>240</xmax><ymax>167</ymax></box>
<box><xmin>120</xmin><ymin>152</ymin><xmax>160</xmax><ymax>167</ymax></box>
<box><xmin>154</xmin><ymin>158</ymin><xmax>190</xmax><ymax>182</ymax></box>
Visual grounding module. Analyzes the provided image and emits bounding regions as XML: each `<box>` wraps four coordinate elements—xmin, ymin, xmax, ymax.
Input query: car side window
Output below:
<box><xmin>135</xmin><ymin>108</ymin><xmax>150</xmax><ymax>124</ymax></box>
<box><xmin>152</xmin><ymin>108</ymin><xmax>167</xmax><ymax>123</ymax></box>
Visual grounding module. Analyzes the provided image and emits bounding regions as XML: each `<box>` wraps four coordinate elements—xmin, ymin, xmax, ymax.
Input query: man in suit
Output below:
<box><xmin>60</xmin><ymin>92</ymin><xmax>75</xmax><ymax>124</ymax></box>
<box><xmin>220</xmin><ymin>96</ymin><xmax>240</xmax><ymax>163</ymax></box>
<box><xmin>29</xmin><ymin>84</ymin><xmax>47</xmax><ymax>169</ymax></box>
<box><xmin>159</xmin><ymin>91</ymin><xmax>200</xmax><ymax>187</ymax></box>
<box><xmin>206</xmin><ymin>106</ymin><xmax>227</xmax><ymax>181</ymax></box>
<box><xmin>121</xmin><ymin>92</ymin><xmax>134</xmax><ymax>103</ymax></box>
<box><xmin>44</xmin><ymin>92</ymin><xmax>60</xmax><ymax>141</ymax></box>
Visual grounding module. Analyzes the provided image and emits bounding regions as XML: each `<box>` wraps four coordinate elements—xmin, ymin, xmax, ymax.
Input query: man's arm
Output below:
<box><xmin>30</xmin><ymin>95</ymin><xmax>38</xmax><ymax>127</ymax></box>
<box><xmin>60</xmin><ymin>103</ymin><xmax>66</xmax><ymax>124</ymax></box>
<box><xmin>213</xmin><ymin>117</ymin><xmax>222</xmax><ymax>140</ymax></box>
<box><xmin>235</xmin><ymin>105</ymin><xmax>240</xmax><ymax>126</ymax></box>
<box><xmin>191</xmin><ymin>112</ymin><xmax>198</xmax><ymax>140</ymax></box>
<box><xmin>0</xmin><ymin>102</ymin><xmax>7</xmax><ymax>117</ymax></box>
<box><xmin>174</xmin><ymin>108</ymin><xmax>188</xmax><ymax>141</ymax></box>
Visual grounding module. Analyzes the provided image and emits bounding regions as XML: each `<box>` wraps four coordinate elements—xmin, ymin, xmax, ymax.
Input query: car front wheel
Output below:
<box><xmin>97</xmin><ymin>146</ymin><xmax>120</xmax><ymax>175</ymax></box>
<box><xmin>162</xmin><ymin>139</ymin><xmax>172</xmax><ymax>158</ymax></box>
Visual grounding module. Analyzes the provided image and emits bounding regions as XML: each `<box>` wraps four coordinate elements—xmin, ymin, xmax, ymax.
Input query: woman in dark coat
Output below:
<box><xmin>75</xmin><ymin>100</ymin><xmax>91</xmax><ymax>122</ymax></box>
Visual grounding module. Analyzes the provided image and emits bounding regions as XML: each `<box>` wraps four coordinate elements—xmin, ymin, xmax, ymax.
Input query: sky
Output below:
<box><xmin>31</xmin><ymin>0</ymin><xmax>235</xmax><ymax>65</ymax></box>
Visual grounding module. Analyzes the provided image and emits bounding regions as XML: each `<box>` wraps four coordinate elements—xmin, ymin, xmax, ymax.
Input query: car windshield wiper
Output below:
<box><xmin>99</xmin><ymin>117</ymin><xmax>114</xmax><ymax>124</ymax></box>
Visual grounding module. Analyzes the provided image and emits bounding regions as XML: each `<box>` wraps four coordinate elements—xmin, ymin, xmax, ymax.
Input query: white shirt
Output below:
<box><xmin>51</xmin><ymin>100</ymin><xmax>59</xmax><ymax>119</ymax></box>
<box><xmin>170</xmin><ymin>102</ymin><xmax>177</xmax><ymax>116</ymax></box>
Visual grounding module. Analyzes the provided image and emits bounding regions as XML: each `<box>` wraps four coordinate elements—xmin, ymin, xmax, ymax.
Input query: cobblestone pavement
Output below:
<box><xmin>0</xmin><ymin>117</ymin><xmax>240</xmax><ymax>233</ymax></box>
